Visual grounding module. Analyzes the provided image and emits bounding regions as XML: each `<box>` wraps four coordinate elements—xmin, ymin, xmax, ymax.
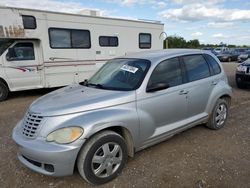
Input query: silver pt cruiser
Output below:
<box><xmin>12</xmin><ymin>49</ymin><xmax>232</xmax><ymax>184</ymax></box>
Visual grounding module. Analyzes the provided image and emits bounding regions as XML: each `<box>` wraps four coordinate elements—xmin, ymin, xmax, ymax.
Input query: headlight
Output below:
<box><xmin>46</xmin><ymin>127</ymin><xmax>84</xmax><ymax>144</ymax></box>
<box><xmin>236</xmin><ymin>65</ymin><xmax>247</xmax><ymax>72</ymax></box>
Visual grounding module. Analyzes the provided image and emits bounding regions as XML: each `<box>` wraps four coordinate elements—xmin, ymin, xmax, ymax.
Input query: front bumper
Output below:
<box><xmin>236</xmin><ymin>72</ymin><xmax>250</xmax><ymax>84</ymax></box>
<box><xmin>12</xmin><ymin>122</ymin><xmax>85</xmax><ymax>176</ymax></box>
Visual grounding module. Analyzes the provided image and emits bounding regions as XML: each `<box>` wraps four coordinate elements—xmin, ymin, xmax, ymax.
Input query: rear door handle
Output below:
<box><xmin>179</xmin><ymin>90</ymin><xmax>189</xmax><ymax>95</ymax></box>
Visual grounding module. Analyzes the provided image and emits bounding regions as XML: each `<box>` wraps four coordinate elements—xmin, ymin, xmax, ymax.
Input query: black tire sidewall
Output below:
<box><xmin>0</xmin><ymin>82</ymin><xmax>8</xmax><ymax>101</ymax></box>
<box><xmin>236</xmin><ymin>78</ymin><xmax>246</xmax><ymax>89</ymax></box>
<box><xmin>82</xmin><ymin>134</ymin><xmax>127</xmax><ymax>185</ymax></box>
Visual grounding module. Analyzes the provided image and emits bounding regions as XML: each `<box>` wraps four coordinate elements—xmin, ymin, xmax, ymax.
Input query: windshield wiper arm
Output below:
<box><xmin>79</xmin><ymin>79</ymin><xmax>88</xmax><ymax>86</ymax></box>
<box><xmin>87</xmin><ymin>83</ymin><xmax>104</xmax><ymax>89</ymax></box>
<box><xmin>79</xmin><ymin>79</ymin><xmax>104</xmax><ymax>89</ymax></box>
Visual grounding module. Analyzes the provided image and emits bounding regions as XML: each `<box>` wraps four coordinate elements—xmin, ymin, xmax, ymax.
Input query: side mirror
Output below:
<box><xmin>6</xmin><ymin>48</ymin><xmax>15</xmax><ymax>61</ymax></box>
<box><xmin>146</xmin><ymin>82</ymin><xmax>169</xmax><ymax>92</ymax></box>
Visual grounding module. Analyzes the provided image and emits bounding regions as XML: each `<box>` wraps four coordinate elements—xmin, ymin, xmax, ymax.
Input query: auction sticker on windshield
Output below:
<box><xmin>121</xmin><ymin>65</ymin><xmax>138</xmax><ymax>73</ymax></box>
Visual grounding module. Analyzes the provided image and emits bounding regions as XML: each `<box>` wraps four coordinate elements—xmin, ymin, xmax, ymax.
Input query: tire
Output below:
<box><xmin>206</xmin><ymin>98</ymin><xmax>229</xmax><ymax>130</ymax></box>
<box><xmin>0</xmin><ymin>81</ymin><xmax>9</xmax><ymax>102</ymax></box>
<box><xmin>236</xmin><ymin>78</ymin><xmax>246</xmax><ymax>89</ymax></box>
<box><xmin>77</xmin><ymin>130</ymin><xmax>128</xmax><ymax>185</ymax></box>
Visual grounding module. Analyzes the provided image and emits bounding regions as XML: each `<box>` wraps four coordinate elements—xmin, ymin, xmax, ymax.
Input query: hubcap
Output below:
<box><xmin>215</xmin><ymin>104</ymin><xmax>227</xmax><ymax>126</ymax></box>
<box><xmin>91</xmin><ymin>142</ymin><xmax>122</xmax><ymax>178</ymax></box>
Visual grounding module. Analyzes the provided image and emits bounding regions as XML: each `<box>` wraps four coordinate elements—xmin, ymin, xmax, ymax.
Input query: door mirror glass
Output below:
<box><xmin>146</xmin><ymin>82</ymin><xmax>169</xmax><ymax>92</ymax></box>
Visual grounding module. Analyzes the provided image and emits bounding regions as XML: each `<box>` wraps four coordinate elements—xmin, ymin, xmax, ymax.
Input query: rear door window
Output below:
<box><xmin>182</xmin><ymin>55</ymin><xmax>210</xmax><ymax>82</ymax></box>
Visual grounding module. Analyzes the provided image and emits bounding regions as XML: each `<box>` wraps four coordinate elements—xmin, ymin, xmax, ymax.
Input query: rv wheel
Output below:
<box><xmin>0</xmin><ymin>81</ymin><xmax>9</xmax><ymax>102</ymax></box>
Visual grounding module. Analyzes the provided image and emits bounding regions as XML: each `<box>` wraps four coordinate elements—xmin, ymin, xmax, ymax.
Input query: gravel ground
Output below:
<box><xmin>0</xmin><ymin>63</ymin><xmax>250</xmax><ymax>188</ymax></box>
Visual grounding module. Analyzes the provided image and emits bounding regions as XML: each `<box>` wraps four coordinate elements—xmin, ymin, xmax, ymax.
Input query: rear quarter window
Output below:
<box><xmin>204</xmin><ymin>54</ymin><xmax>221</xmax><ymax>75</ymax></box>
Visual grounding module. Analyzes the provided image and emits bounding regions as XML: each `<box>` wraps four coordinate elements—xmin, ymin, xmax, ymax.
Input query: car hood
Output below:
<box><xmin>243</xmin><ymin>59</ymin><xmax>250</xmax><ymax>66</ymax></box>
<box><xmin>29</xmin><ymin>85</ymin><xmax>136</xmax><ymax>116</ymax></box>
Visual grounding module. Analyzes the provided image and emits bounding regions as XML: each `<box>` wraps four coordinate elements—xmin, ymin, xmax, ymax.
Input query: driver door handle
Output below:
<box><xmin>179</xmin><ymin>90</ymin><xmax>189</xmax><ymax>95</ymax></box>
<box><xmin>211</xmin><ymin>81</ymin><xmax>218</xmax><ymax>86</ymax></box>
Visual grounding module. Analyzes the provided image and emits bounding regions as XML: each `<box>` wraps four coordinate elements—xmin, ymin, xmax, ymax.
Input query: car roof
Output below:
<box><xmin>121</xmin><ymin>49</ymin><xmax>204</xmax><ymax>64</ymax></box>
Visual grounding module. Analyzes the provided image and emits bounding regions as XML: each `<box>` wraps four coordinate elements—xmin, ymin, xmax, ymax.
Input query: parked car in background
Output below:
<box><xmin>237</xmin><ymin>50</ymin><xmax>250</xmax><ymax>63</ymax></box>
<box><xmin>236</xmin><ymin>59</ymin><xmax>250</xmax><ymax>88</ymax></box>
<box><xmin>213</xmin><ymin>47</ymin><xmax>229</xmax><ymax>54</ymax></box>
<box><xmin>12</xmin><ymin>49</ymin><xmax>232</xmax><ymax>185</ymax></box>
<box><xmin>216</xmin><ymin>51</ymin><xmax>238</xmax><ymax>62</ymax></box>
<box><xmin>202</xmin><ymin>47</ymin><xmax>214</xmax><ymax>52</ymax></box>
<box><xmin>232</xmin><ymin>48</ymin><xmax>247</xmax><ymax>56</ymax></box>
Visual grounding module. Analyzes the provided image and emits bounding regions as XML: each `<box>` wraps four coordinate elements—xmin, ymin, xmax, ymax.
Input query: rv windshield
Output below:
<box><xmin>84</xmin><ymin>58</ymin><xmax>151</xmax><ymax>91</ymax></box>
<box><xmin>0</xmin><ymin>39</ymin><xmax>14</xmax><ymax>56</ymax></box>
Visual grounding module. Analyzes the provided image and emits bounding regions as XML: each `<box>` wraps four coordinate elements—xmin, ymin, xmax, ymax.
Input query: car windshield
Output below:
<box><xmin>84</xmin><ymin>58</ymin><xmax>151</xmax><ymax>91</ymax></box>
<box><xmin>0</xmin><ymin>39</ymin><xmax>14</xmax><ymax>56</ymax></box>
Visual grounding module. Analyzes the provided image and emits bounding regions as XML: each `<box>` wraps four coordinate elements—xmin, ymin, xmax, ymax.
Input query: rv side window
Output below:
<box><xmin>99</xmin><ymin>36</ymin><xmax>118</xmax><ymax>47</ymax></box>
<box><xmin>6</xmin><ymin>43</ymin><xmax>35</xmax><ymax>61</ymax></box>
<box><xmin>22</xmin><ymin>15</ymin><xmax>37</xmax><ymax>29</ymax></box>
<box><xmin>139</xmin><ymin>33</ymin><xmax>151</xmax><ymax>49</ymax></box>
<box><xmin>49</xmin><ymin>28</ymin><xmax>91</xmax><ymax>49</ymax></box>
<box><xmin>72</xmin><ymin>30</ymin><xmax>91</xmax><ymax>48</ymax></box>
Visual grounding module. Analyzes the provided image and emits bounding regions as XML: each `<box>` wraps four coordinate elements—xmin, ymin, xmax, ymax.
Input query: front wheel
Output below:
<box><xmin>206</xmin><ymin>98</ymin><xmax>229</xmax><ymax>130</ymax></box>
<box><xmin>77</xmin><ymin>131</ymin><xmax>128</xmax><ymax>185</ymax></box>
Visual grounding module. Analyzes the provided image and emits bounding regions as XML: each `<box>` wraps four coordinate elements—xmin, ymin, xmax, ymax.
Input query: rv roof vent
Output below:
<box><xmin>78</xmin><ymin>10</ymin><xmax>100</xmax><ymax>17</ymax></box>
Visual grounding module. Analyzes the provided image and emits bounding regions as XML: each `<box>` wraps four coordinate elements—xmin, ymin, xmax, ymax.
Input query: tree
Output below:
<box><xmin>187</xmin><ymin>39</ymin><xmax>200</xmax><ymax>48</ymax></box>
<box><xmin>166</xmin><ymin>35</ymin><xmax>187</xmax><ymax>48</ymax></box>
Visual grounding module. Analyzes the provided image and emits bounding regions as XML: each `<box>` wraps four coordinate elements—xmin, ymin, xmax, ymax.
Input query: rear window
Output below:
<box><xmin>183</xmin><ymin>55</ymin><xmax>210</xmax><ymax>82</ymax></box>
<box><xmin>22</xmin><ymin>15</ymin><xmax>36</xmax><ymax>29</ymax></box>
<box><xmin>204</xmin><ymin>54</ymin><xmax>221</xmax><ymax>75</ymax></box>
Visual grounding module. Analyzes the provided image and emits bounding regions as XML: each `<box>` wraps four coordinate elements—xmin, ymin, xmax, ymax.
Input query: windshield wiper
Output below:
<box><xmin>79</xmin><ymin>79</ymin><xmax>104</xmax><ymax>89</ymax></box>
<box><xmin>87</xmin><ymin>83</ymin><xmax>104</xmax><ymax>89</ymax></box>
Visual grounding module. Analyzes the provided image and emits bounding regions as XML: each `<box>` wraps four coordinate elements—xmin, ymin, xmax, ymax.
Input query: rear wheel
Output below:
<box><xmin>206</xmin><ymin>98</ymin><xmax>229</xmax><ymax>130</ymax></box>
<box><xmin>0</xmin><ymin>81</ymin><xmax>9</xmax><ymax>102</ymax></box>
<box><xmin>77</xmin><ymin>131</ymin><xmax>128</xmax><ymax>185</ymax></box>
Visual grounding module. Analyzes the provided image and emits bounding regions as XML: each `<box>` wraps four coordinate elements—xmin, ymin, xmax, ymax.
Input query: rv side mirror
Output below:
<box><xmin>146</xmin><ymin>82</ymin><xmax>169</xmax><ymax>92</ymax></box>
<box><xmin>6</xmin><ymin>48</ymin><xmax>15</xmax><ymax>61</ymax></box>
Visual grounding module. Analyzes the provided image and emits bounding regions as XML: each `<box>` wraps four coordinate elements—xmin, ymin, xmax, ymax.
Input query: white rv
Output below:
<box><xmin>0</xmin><ymin>6</ymin><xmax>164</xmax><ymax>101</ymax></box>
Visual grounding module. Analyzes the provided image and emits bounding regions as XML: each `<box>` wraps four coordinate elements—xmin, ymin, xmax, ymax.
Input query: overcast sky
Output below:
<box><xmin>1</xmin><ymin>0</ymin><xmax>250</xmax><ymax>45</ymax></box>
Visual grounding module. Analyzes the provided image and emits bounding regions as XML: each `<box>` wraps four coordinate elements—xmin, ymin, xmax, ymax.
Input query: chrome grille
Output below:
<box><xmin>22</xmin><ymin>112</ymin><xmax>43</xmax><ymax>138</ymax></box>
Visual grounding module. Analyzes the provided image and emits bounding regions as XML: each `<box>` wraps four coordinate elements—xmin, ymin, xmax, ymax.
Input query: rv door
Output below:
<box><xmin>4</xmin><ymin>40</ymin><xmax>43</xmax><ymax>91</ymax></box>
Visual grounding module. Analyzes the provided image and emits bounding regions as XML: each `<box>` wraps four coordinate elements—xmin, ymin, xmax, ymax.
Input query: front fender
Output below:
<box><xmin>39</xmin><ymin>103</ymin><xmax>140</xmax><ymax>147</ymax></box>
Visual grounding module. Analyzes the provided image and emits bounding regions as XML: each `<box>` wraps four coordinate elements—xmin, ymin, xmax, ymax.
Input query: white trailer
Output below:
<box><xmin>0</xmin><ymin>6</ymin><xmax>164</xmax><ymax>101</ymax></box>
